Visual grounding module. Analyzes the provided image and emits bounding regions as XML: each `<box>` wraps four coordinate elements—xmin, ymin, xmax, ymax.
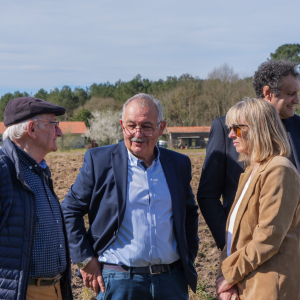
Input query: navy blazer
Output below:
<box><xmin>197</xmin><ymin>114</ymin><xmax>300</xmax><ymax>250</ymax></box>
<box><xmin>61</xmin><ymin>141</ymin><xmax>199</xmax><ymax>292</ymax></box>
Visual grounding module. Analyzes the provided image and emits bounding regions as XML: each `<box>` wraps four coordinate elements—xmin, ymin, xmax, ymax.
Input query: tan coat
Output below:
<box><xmin>217</xmin><ymin>156</ymin><xmax>300</xmax><ymax>300</ymax></box>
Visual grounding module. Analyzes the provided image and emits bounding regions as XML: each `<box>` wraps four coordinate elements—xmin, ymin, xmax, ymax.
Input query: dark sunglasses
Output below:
<box><xmin>228</xmin><ymin>124</ymin><xmax>248</xmax><ymax>137</ymax></box>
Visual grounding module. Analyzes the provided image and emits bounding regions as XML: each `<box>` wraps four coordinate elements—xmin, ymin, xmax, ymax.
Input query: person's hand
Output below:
<box><xmin>80</xmin><ymin>257</ymin><xmax>105</xmax><ymax>294</ymax></box>
<box><xmin>218</xmin><ymin>290</ymin><xmax>232</xmax><ymax>300</ymax></box>
<box><xmin>216</xmin><ymin>275</ymin><xmax>234</xmax><ymax>295</ymax></box>
<box><xmin>218</xmin><ymin>287</ymin><xmax>239</xmax><ymax>300</ymax></box>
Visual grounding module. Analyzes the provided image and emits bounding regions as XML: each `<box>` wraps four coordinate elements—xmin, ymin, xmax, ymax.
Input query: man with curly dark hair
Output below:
<box><xmin>197</xmin><ymin>60</ymin><xmax>300</xmax><ymax>250</ymax></box>
<box><xmin>253</xmin><ymin>60</ymin><xmax>299</xmax><ymax>99</ymax></box>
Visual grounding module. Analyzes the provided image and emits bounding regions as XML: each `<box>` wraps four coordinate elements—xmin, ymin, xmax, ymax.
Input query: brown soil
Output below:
<box><xmin>47</xmin><ymin>153</ymin><xmax>219</xmax><ymax>300</ymax></box>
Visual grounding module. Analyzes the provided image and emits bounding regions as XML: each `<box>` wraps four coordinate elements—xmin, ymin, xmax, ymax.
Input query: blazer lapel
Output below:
<box><xmin>283</xmin><ymin>117</ymin><xmax>300</xmax><ymax>172</ymax></box>
<box><xmin>111</xmin><ymin>142</ymin><xmax>128</xmax><ymax>227</ymax></box>
<box><xmin>228</xmin><ymin>159</ymin><xmax>274</xmax><ymax>253</ymax></box>
<box><xmin>159</xmin><ymin>150</ymin><xmax>181</xmax><ymax>229</ymax></box>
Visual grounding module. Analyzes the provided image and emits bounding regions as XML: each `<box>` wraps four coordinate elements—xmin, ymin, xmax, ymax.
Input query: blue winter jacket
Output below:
<box><xmin>0</xmin><ymin>138</ymin><xmax>73</xmax><ymax>300</ymax></box>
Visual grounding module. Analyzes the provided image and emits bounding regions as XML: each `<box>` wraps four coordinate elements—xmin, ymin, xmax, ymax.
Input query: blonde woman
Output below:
<box><xmin>216</xmin><ymin>98</ymin><xmax>300</xmax><ymax>300</ymax></box>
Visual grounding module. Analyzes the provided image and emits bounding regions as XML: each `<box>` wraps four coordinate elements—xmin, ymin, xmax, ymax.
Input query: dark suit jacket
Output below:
<box><xmin>61</xmin><ymin>141</ymin><xmax>199</xmax><ymax>292</ymax></box>
<box><xmin>197</xmin><ymin>114</ymin><xmax>300</xmax><ymax>250</ymax></box>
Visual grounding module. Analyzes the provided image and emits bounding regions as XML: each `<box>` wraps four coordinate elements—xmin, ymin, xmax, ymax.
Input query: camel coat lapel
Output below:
<box><xmin>226</xmin><ymin>160</ymin><xmax>275</xmax><ymax>254</ymax></box>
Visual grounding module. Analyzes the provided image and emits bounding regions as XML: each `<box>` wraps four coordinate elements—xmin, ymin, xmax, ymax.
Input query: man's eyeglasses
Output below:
<box><xmin>228</xmin><ymin>124</ymin><xmax>248</xmax><ymax>137</ymax></box>
<box><xmin>37</xmin><ymin>120</ymin><xmax>60</xmax><ymax>128</ymax></box>
<box><xmin>123</xmin><ymin>122</ymin><xmax>162</xmax><ymax>137</ymax></box>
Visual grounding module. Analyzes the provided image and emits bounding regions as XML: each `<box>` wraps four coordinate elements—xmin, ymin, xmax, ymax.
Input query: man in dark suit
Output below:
<box><xmin>197</xmin><ymin>60</ymin><xmax>300</xmax><ymax>250</ymax></box>
<box><xmin>61</xmin><ymin>93</ymin><xmax>199</xmax><ymax>299</ymax></box>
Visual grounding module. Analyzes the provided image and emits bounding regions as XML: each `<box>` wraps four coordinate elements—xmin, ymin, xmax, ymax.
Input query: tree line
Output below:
<box><xmin>0</xmin><ymin>65</ymin><xmax>256</xmax><ymax>127</ymax></box>
<box><xmin>1</xmin><ymin>42</ymin><xmax>300</xmax><ymax>127</ymax></box>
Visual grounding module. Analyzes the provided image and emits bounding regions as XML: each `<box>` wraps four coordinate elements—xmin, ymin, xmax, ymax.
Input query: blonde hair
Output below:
<box><xmin>226</xmin><ymin>98</ymin><xmax>290</xmax><ymax>165</ymax></box>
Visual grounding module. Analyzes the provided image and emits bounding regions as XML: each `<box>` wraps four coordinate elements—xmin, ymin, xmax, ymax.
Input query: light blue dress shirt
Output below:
<box><xmin>99</xmin><ymin>148</ymin><xmax>180</xmax><ymax>267</ymax></box>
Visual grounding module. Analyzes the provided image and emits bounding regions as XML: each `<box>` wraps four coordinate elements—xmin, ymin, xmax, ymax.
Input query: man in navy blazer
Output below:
<box><xmin>197</xmin><ymin>60</ymin><xmax>300</xmax><ymax>250</ymax></box>
<box><xmin>62</xmin><ymin>93</ymin><xmax>199</xmax><ymax>299</ymax></box>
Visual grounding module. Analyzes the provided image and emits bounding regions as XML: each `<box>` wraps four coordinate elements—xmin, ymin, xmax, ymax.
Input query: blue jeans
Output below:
<box><xmin>97</xmin><ymin>265</ymin><xmax>189</xmax><ymax>300</ymax></box>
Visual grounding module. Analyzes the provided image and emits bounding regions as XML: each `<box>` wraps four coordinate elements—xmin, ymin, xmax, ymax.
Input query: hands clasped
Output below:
<box><xmin>216</xmin><ymin>276</ymin><xmax>239</xmax><ymax>300</ymax></box>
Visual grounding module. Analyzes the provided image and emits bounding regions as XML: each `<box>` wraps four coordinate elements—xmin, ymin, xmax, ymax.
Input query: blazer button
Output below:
<box><xmin>113</xmin><ymin>231</ymin><xmax>116</xmax><ymax>236</ymax></box>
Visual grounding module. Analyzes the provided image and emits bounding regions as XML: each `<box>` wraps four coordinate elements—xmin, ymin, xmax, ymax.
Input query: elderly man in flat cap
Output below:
<box><xmin>0</xmin><ymin>97</ymin><xmax>73</xmax><ymax>300</ymax></box>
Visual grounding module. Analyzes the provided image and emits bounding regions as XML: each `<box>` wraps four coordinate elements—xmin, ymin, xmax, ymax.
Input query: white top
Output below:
<box><xmin>227</xmin><ymin>175</ymin><xmax>252</xmax><ymax>257</ymax></box>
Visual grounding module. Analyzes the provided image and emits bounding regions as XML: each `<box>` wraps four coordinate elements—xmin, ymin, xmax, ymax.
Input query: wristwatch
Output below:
<box><xmin>76</xmin><ymin>256</ymin><xmax>93</xmax><ymax>269</ymax></box>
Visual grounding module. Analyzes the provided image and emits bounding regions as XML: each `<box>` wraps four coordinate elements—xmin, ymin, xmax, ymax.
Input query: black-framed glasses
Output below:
<box><xmin>37</xmin><ymin>120</ymin><xmax>60</xmax><ymax>128</ymax></box>
<box><xmin>228</xmin><ymin>124</ymin><xmax>248</xmax><ymax>137</ymax></box>
<box><xmin>123</xmin><ymin>121</ymin><xmax>162</xmax><ymax>137</ymax></box>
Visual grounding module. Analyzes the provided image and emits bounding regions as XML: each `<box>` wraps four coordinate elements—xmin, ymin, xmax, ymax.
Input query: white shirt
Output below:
<box><xmin>227</xmin><ymin>175</ymin><xmax>252</xmax><ymax>257</ymax></box>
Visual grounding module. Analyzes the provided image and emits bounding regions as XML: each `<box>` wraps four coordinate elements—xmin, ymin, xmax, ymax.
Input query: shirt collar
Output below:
<box><xmin>39</xmin><ymin>159</ymin><xmax>48</xmax><ymax>169</ymax></box>
<box><xmin>13</xmin><ymin>142</ymin><xmax>47</xmax><ymax>173</ymax></box>
<box><xmin>127</xmin><ymin>146</ymin><xmax>160</xmax><ymax>167</ymax></box>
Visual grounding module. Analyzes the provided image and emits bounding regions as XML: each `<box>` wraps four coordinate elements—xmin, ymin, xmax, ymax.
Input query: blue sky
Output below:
<box><xmin>0</xmin><ymin>0</ymin><xmax>299</xmax><ymax>97</ymax></box>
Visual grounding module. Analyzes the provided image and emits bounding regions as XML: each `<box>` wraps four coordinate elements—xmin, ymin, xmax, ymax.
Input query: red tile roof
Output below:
<box><xmin>166</xmin><ymin>126</ymin><xmax>211</xmax><ymax>133</ymax></box>
<box><xmin>59</xmin><ymin>122</ymin><xmax>87</xmax><ymax>134</ymax></box>
<box><xmin>0</xmin><ymin>123</ymin><xmax>6</xmax><ymax>135</ymax></box>
<box><xmin>0</xmin><ymin>122</ymin><xmax>87</xmax><ymax>134</ymax></box>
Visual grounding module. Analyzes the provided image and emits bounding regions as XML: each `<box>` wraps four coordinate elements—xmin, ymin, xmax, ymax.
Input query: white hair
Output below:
<box><xmin>122</xmin><ymin>93</ymin><xmax>163</xmax><ymax>123</ymax></box>
<box><xmin>3</xmin><ymin>114</ymin><xmax>49</xmax><ymax>141</ymax></box>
